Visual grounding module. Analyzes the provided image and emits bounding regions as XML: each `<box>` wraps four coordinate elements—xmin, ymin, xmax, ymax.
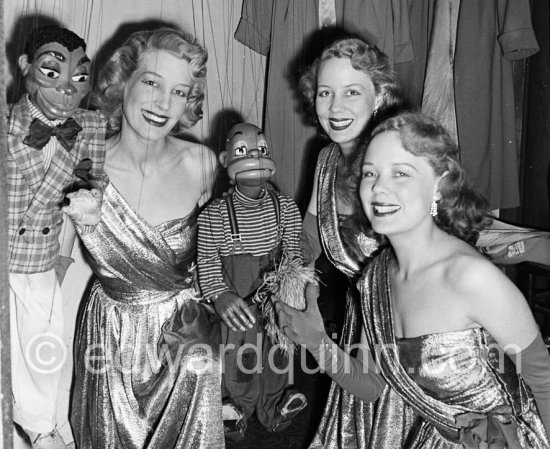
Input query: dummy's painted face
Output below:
<box><xmin>222</xmin><ymin>123</ymin><xmax>276</xmax><ymax>187</ymax></box>
<box><xmin>19</xmin><ymin>42</ymin><xmax>90</xmax><ymax>120</ymax></box>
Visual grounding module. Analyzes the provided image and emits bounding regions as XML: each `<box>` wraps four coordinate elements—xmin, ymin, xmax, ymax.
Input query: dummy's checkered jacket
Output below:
<box><xmin>7</xmin><ymin>97</ymin><xmax>107</xmax><ymax>273</ymax></box>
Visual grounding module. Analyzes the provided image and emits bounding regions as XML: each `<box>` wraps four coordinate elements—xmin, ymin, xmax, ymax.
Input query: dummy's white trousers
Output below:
<box><xmin>10</xmin><ymin>270</ymin><xmax>64</xmax><ymax>433</ymax></box>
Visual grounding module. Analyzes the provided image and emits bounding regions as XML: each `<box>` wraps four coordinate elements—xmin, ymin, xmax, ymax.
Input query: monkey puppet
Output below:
<box><xmin>7</xmin><ymin>25</ymin><xmax>106</xmax><ymax>448</ymax></box>
<box><xmin>196</xmin><ymin>123</ymin><xmax>314</xmax><ymax>436</ymax></box>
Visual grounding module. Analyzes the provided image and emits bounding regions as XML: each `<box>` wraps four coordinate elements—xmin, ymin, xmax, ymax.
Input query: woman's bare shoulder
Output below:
<box><xmin>444</xmin><ymin>243</ymin><xmax>538</xmax><ymax>350</ymax></box>
<box><xmin>442</xmin><ymin>243</ymin><xmax>527</xmax><ymax>315</ymax></box>
<box><xmin>443</xmin><ymin>246</ymin><xmax>500</xmax><ymax>291</ymax></box>
<box><xmin>169</xmin><ymin>137</ymin><xmax>217</xmax><ymax>171</ymax></box>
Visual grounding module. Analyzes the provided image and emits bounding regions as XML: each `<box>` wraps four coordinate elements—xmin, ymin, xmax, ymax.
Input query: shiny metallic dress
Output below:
<box><xmin>358</xmin><ymin>248</ymin><xmax>547</xmax><ymax>448</ymax></box>
<box><xmin>316</xmin><ymin>142</ymin><xmax>379</xmax><ymax>278</ymax></box>
<box><xmin>71</xmin><ymin>183</ymin><xmax>224</xmax><ymax>449</ymax></box>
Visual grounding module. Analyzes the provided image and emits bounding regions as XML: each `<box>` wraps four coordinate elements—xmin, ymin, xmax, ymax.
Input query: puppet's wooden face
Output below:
<box><xmin>20</xmin><ymin>42</ymin><xmax>91</xmax><ymax>120</ymax></box>
<box><xmin>222</xmin><ymin>123</ymin><xmax>276</xmax><ymax>187</ymax></box>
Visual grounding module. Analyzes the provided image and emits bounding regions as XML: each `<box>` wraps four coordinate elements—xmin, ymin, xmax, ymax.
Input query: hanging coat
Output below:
<box><xmin>396</xmin><ymin>0</ymin><xmax>539</xmax><ymax>209</ymax></box>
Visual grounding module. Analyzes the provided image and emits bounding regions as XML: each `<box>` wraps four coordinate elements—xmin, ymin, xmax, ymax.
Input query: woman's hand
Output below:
<box><xmin>214</xmin><ymin>291</ymin><xmax>255</xmax><ymax>331</ymax></box>
<box><xmin>62</xmin><ymin>188</ymin><xmax>102</xmax><ymax>225</ymax></box>
<box><xmin>274</xmin><ymin>282</ymin><xmax>326</xmax><ymax>354</ymax></box>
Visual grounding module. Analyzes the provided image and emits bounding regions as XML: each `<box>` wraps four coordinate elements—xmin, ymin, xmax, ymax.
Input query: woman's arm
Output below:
<box><xmin>302</xmin><ymin>164</ymin><xmax>322</xmax><ymax>265</ymax></box>
<box><xmin>275</xmin><ymin>283</ymin><xmax>386</xmax><ymax>402</ymax></box>
<box><xmin>311</xmin><ymin>326</ymin><xmax>386</xmax><ymax>402</ymax></box>
<box><xmin>460</xmin><ymin>257</ymin><xmax>539</xmax><ymax>355</ymax></box>
<box><xmin>508</xmin><ymin>333</ymin><xmax>550</xmax><ymax>439</ymax></box>
<box><xmin>307</xmin><ymin>165</ymin><xmax>319</xmax><ymax>216</ymax></box>
<box><xmin>458</xmin><ymin>257</ymin><xmax>550</xmax><ymax>437</ymax></box>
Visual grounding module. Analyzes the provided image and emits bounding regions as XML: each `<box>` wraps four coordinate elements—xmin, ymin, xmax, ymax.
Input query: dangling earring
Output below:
<box><xmin>372</xmin><ymin>109</ymin><xmax>378</xmax><ymax>120</ymax></box>
<box><xmin>430</xmin><ymin>199</ymin><xmax>438</xmax><ymax>217</ymax></box>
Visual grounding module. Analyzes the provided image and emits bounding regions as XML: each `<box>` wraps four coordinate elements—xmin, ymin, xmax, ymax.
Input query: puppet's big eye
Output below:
<box><xmin>258</xmin><ymin>146</ymin><xmax>268</xmax><ymax>155</ymax></box>
<box><xmin>39</xmin><ymin>67</ymin><xmax>60</xmax><ymax>79</ymax></box>
<box><xmin>72</xmin><ymin>73</ymin><xmax>89</xmax><ymax>83</ymax></box>
<box><xmin>234</xmin><ymin>146</ymin><xmax>247</xmax><ymax>156</ymax></box>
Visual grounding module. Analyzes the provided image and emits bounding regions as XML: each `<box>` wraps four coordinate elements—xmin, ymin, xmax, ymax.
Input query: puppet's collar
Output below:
<box><xmin>26</xmin><ymin>94</ymin><xmax>64</xmax><ymax>127</ymax></box>
<box><xmin>234</xmin><ymin>186</ymin><xmax>268</xmax><ymax>206</ymax></box>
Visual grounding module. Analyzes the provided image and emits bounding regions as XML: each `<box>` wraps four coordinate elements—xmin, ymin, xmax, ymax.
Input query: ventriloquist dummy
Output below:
<box><xmin>197</xmin><ymin>123</ymin><xmax>315</xmax><ymax>437</ymax></box>
<box><xmin>7</xmin><ymin>25</ymin><xmax>105</xmax><ymax>448</ymax></box>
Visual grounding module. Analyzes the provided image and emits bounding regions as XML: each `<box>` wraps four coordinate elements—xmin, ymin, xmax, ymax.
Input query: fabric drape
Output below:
<box><xmin>71</xmin><ymin>183</ymin><xmax>224</xmax><ymax>449</ymax></box>
<box><xmin>316</xmin><ymin>143</ymin><xmax>379</xmax><ymax>278</ymax></box>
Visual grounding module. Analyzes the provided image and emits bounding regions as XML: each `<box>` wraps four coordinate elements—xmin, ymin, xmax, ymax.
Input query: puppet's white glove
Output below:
<box><xmin>62</xmin><ymin>188</ymin><xmax>102</xmax><ymax>226</ymax></box>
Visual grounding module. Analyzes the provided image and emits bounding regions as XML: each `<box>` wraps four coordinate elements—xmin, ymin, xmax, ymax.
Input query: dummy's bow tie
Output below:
<box><xmin>24</xmin><ymin>117</ymin><xmax>83</xmax><ymax>151</ymax></box>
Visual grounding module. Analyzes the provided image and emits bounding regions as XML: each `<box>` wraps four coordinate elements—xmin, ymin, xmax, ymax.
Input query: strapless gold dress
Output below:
<box><xmin>311</xmin><ymin>248</ymin><xmax>548</xmax><ymax>448</ymax></box>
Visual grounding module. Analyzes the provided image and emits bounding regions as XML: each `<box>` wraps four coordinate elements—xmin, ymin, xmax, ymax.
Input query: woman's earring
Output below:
<box><xmin>430</xmin><ymin>199</ymin><xmax>438</xmax><ymax>217</ymax></box>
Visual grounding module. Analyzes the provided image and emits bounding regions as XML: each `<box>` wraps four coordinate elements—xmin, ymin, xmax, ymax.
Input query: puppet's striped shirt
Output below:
<box><xmin>197</xmin><ymin>187</ymin><xmax>302</xmax><ymax>301</ymax></box>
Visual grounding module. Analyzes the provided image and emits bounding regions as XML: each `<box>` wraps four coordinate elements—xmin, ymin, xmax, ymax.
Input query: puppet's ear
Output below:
<box><xmin>219</xmin><ymin>151</ymin><xmax>228</xmax><ymax>168</ymax></box>
<box><xmin>18</xmin><ymin>55</ymin><xmax>30</xmax><ymax>76</ymax></box>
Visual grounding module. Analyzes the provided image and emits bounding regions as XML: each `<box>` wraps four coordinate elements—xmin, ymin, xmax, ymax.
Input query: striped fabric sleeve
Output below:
<box><xmin>196</xmin><ymin>203</ymin><xmax>234</xmax><ymax>300</ymax></box>
<box><xmin>280</xmin><ymin>196</ymin><xmax>303</xmax><ymax>260</ymax></box>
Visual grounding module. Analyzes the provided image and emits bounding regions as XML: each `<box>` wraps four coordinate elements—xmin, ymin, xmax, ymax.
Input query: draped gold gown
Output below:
<box><xmin>71</xmin><ymin>183</ymin><xmax>224</xmax><ymax>449</ymax></box>
<box><xmin>359</xmin><ymin>249</ymin><xmax>548</xmax><ymax>448</ymax></box>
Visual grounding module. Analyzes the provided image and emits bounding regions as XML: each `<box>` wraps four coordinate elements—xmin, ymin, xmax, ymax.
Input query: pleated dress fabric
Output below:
<box><xmin>71</xmin><ymin>183</ymin><xmax>224</xmax><ymax>449</ymax></box>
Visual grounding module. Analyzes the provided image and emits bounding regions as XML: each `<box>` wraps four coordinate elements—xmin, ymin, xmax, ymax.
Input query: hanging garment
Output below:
<box><xmin>454</xmin><ymin>0</ymin><xmax>538</xmax><ymax>209</ymax></box>
<box><xmin>71</xmin><ymin>183</ymin><xmax>224</xmax><ymax>449</ymax></box>
<box><xmin>394</xmin><ymin>0</ymin><xmax>436</xmax><ymax>108</ymax></box>
<box><xmin>421</xmin><ymin>0</ymin><xmax>460</xmax><ymax>142</ymax></box>
<box><xmin>397</xmin><ymin>0</ymin><xmax>539</xmax><ymax>209</ymax></box>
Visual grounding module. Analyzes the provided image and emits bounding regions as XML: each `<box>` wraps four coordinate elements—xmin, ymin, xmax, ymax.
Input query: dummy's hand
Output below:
<box><xmin>214</xmin><ymin>291</ymin><xmax>256</xmax><ymax>331</ymax></box>
<box><xmin>62</xmin><ymin>188</ymin><xmax>102</xmax><ymax>225</ymax></box>
<box><xmin>274</xmin><ymin>282</ymin><xmax>325</xmax><ymax>353</ymax></box>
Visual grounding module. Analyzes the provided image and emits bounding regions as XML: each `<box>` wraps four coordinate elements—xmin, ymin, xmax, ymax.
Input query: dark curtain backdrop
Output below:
<box><xmin>521</xmin><ymin>0</ymin><xmax>550</xmax><ymax>229</ymax></box>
